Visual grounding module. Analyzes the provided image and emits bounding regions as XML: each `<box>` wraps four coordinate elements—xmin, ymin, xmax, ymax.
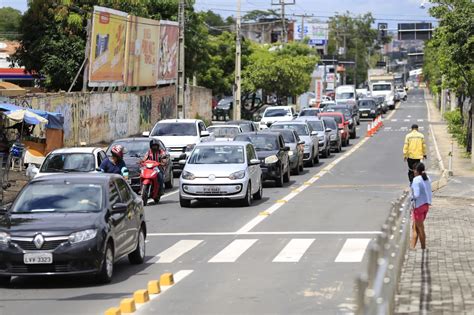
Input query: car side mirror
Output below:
<box><xmin>283</xmin><ymin>146</ymin><xmax>290</xmax><ymax>151</ymax></box>
<box><xmin>311</xmin><ymin>131</ymin><xmax>318</xmax><ymax>136</ymax></box>
<box><xmin>325</xmin><ymin>128</ymin><xmax>332</xmax><ymax>133</ymax></box>
<box><xmin>297</xmin><ymin>140</ymin><xmax>305</xmax><ymax>145</ymax></box>
<box><xmin>111</xmin><ymin>203</ymin><xmax>128</xmax><ymax>214</ymax></box>
<box><xmin>142</xmin><ymin>131</ymin><xmax>150</xmax><ymax>137</ymax></box>
<box><xmin>249</xmin><ymin>158</ymin><xmax>260</xmax><ymax>166</ymax></box>
<box><xmin>201</xmin><ymin>130</ymin><xmax>210</xmax><ymax>137</ymax></box>
<box><xmin>0</xmin><ymin>205</ymin><xmax>9</xmax><ymax>215</ymax></box>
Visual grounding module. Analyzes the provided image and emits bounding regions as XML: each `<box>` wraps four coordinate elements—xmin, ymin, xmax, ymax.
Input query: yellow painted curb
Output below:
<box><xmin>291</xmin><ymin>189</ymin><xmax>300</xmax><ymax>193</ymax></box>
<box><xmin>120</xmin><ymin>298</ymin><xmax>136</xmax><ymax>313</ymax></box>
<box><xmin>133</xmin><ymin>289</ymin><xmax>150</xmax><ymax>304</ymax></box>
<box><xmin>160</xmin><ymin>273</ymin><xmax>175</xmax><ymax>286</ymax></box>
<box><xmin>276</xmin><ymin>199</ymin><xmax>287</xmax><ymax>204</ymax></box>
<box><xmin>104</xmin><ymin>307</ymin><xmax>121</xmax><ymax>315</ymax></box>
<box><xmin>148</xmin><ymin>280</ymin><xmax>161</xmax><ymax>294</ymax></box>
<box><xmin>304</xmin><ymin>181</ymin><xmax>312</xmax><ymax>185</ymax></box>
<box><xmin>259</xmin><ymin>211</ymin><xmax>270</xmax><ymax>216</ymax></box>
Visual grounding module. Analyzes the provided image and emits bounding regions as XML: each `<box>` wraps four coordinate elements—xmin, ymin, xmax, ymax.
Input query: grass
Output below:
<box><xmin>444</xmin><ymin>110</ymin><xmax>469</xmax><ymax>149</ymax></box>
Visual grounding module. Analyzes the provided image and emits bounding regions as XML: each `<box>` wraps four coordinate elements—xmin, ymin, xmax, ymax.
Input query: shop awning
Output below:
<box><xmin>0</xmin><ymin>103</ymin><xmax>64</xmax><ymax>129</ymax></box>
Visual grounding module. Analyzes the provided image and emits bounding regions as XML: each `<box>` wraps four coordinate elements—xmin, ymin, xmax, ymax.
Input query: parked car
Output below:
<box><xmin>145</xmin><ymin>119</ymin><xmax>214</xmax><ymax>171</ymax></box>
<box><xmin>234</xmin><ymin>132</ymin><xmax>291</xmax><ymax>187</ymax></box>
<box><xmin>107</xmin><ymin>138</ymin><xmax>174</xmax><ymax>192</ymax></box>
<box><xmin>396</xmin><ymin>88</ymin><xmax>408</xmax><ymax>101</ymax></box>
<box><xmin>259</xmin><ymin>106</ymin><xmax>296</xmax><ymax>129</ymax></box>
<box><xmin>225</xmin><ymin>120</ymin><xmax>259</xmax><ymax>132</ymax></box>
<box><xmin>321</xmin><ymin>116</ymin><xmax>342</xmax><ymax>153</ymax></box>
<box><xmin>268</xmin><ymin>128</ymin><xmax>304</xmax><ymax>175</ymax></box>
<box><xmin>358</xmin><ymin>98</ymin><xmax>381</xmax><ymax>119</ymax></box>
<box><xmin>207</xmin><ymin>125</ymin><xmax>243</xmax><ymax>141</ymax></box>
<box><xmin>319</xmin><ymin>112</ymin><xmax>350</xmax><ymax>147</ymax></box>
<box><xmin>323</xmin><ymin>105</ymin><xmax>357</xmax><ymax>139</ymax></box>
<box><xmin>28</xmin><ymin>147</ymin><xmax>107</xmax><ymax>179</ymax></box>
<box><xmin>296</xmin><ymin>117</ymin><xmax>331</xmax><ymax>158</ymax></box>
<box><xmin>179</xmin><ymin>142</ymin><xmax>263</xmax><ymax>207</ymax></box>
<box><xmin>0</xmin><ymin>174</ymin><xmax>146</xmax><ymax>284</ymax></box>
<box><xmin>213</xmin><ymin>96</ymin><xmax>233</xmax><ymax>121</ymax></box>
<box><xmin>269</xmin><ymin>121</ymin><xmax>320</xmax><ymax>166</ymax></box>
<box><xmin>298</xmin><ymin>108</ymin><xmax>321</xmax><ymax>117</ymax></box>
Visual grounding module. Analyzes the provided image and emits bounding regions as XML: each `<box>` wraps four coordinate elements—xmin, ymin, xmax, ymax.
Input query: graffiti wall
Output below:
<box><xmin>136</xmin><ymin>84</ymin><xmax>176</xmax><ymax>130</ymax></box>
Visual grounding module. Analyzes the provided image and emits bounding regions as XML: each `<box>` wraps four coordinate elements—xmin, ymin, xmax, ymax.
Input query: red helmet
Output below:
<box><xmin>111</xmin><ymin>144</ymin><xmax>124</xmax><ymax>159</ymax></box>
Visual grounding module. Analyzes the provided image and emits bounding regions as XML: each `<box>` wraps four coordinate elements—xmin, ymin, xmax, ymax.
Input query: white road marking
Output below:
<box><xmin>162</xmin><ymin>190</ymin><xmax>179</xmax><ymax>198</ymax></box>
<box><xmin>273</xmin><ymin>238</ymin><xmax>315</xmax><ymax>262</ymax></box>
<box><xmin>208</xmin><ymin>239</ymin><xmax>258</xmax><ymax>263</ymax></box>
<box><xmin>334</xmin><ymin>238</ymin><xmax>371</xmax><ymax>262</ymax></box>
<box><xmin>407</xmin><ymin>115</ymin><xmax>412</xmax><ymax>118</ymax></box>
<box><xmin>404</xmin><ymin>119</ymin><xmax>410</xmax><ymax>122</ymax></box>
<box><xmin>155</xmin><ymin>240</ymin><xmax>203</xmax><ymax>263</ymax></box>
<box><xmin>400</xmin><ymin>127</ymin><xmax>408</xmax><ymax>131</ymax></box>
<box><xmin>147</xmin><ymin>231</ymin><xmax>382</xmax><ymax>236</ymax></box>
<box><xmin>391</xmin><ymin>119</ymin><xmax>398</xmax><ymax>122</ymax></box>
<box><xmin>417</xmin><ymin>119</ymin><xmax>424</xmax><ymax>122</ymax></box>
<box><xmin>384</xmin><ymin>127</ymin><xmax>392</xmax><ymax>131</ymax></box>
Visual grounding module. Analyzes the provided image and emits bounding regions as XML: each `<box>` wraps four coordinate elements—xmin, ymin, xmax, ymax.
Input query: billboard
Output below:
<box><xmin>294</xmin><ymin>22</ymin><xmax>329</xmax><ymax>46</ymax></box>
<box><xmin>125</xmin><ymin>16</ymin><xmax>160</xmax><ymax>87</ymax></box>
<box><xmin>158</xmin><ymin>21</ymin><xmax>179</xmax><ymax>84</ymax></box>
<box><xmin>89</xmin><ymin>6</ymin><xmax>128</xmax><ymax>87</ymax></box>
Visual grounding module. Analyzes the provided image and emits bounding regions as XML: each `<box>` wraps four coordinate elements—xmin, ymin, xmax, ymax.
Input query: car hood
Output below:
<box><xmin>260</xmin><ymin>116</ymin><xmax>293</xmax><ymax>124</ymax></box>
<box><xmin>183</xmin><ymin>163</ymin><xmax>246</xmax><ymax>177</ymax></box>
<box><xmin>256</xmin><ymin>150</ymin><xmax>279</xmax><ymax>160</ymax></box>
<box><xmin>0</xmin><ymin>212</ymin><xmax>101</xmax><ymax>236</ymax></box>
<box><xmin>154</xmin><ymin>136</ymin><xmax>200</xmax><ymax>147</ymax></box>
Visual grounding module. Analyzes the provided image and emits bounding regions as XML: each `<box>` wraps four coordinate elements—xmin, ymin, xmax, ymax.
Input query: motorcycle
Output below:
<box><xmin>140</xmin><ymin>160</ymin><xmax>162</xmax><ymax>206</ymax></box>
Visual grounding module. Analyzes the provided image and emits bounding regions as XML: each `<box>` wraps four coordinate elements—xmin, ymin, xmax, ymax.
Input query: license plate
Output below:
<box><xmin>361</xmin><ymin>113</ymin><xmax>368</xmax><ymax>117</ymax></box>
<box><xmin>203</xmin><ymin>186</ymin><xmax>220</xmax><ymax>193</ymax></box>
<box><xmin>24</xmin><ymin>253</ymin><xmax>53</xmax><ymax>264</ymax></box>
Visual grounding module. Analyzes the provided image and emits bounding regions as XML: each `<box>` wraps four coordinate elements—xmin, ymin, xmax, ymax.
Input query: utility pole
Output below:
<box><xmin>177</xmin><ymin>0</ymin><xmax>186</xmax><ymax>118</ymax></box>
<box><xmin>233</xmin><ymin>0</ymin><xmax>242</xmax><ymax>120</ymax></box>
<box><xmin>82</xmin><ymin>18</ymin><xmax>92</xmax><ymax>92</ymax></box>
<box><xmin>271</xmin><ymin>0</ymin><xmax>295</xmax><ymax>44</ymax></box>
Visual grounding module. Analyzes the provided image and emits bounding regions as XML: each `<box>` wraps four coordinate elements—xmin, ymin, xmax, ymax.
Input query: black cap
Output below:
<box><xmin>411</xmin><ymin>124</ymin><xmax>419</xmax><ymax>130</ymax></box>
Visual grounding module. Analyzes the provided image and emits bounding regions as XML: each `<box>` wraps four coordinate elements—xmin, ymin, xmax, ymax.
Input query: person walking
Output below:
<box><xmin>403</xmin><ymin>124</ymin><xmax>427</xmax><ymax>183</ymax></box>
<box><xmin>410</xmin><ymin>162</ymin><xmax>432</xmax><ymax>249</ymax></box>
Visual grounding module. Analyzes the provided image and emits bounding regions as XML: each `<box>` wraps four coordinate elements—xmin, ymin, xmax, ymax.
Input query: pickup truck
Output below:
<box><xmin>144</xmin><ymin>119</ymin><xmax>214</xmax><ymax>171</ymax></box>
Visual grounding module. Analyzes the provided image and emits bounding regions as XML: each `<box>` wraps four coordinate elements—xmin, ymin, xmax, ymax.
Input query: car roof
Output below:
<box><xmin>226</xmin><ymin>120</ymin><xmax>252</xmax><ymax>124</ymax></box>
<box><xmin>272</xmin><ymin>120</ymin><xmax>306</xmax><ymax>125</ymax></box>
<box><xmin>238</xmin><ymin>131</ymin><xmax>280</xmax><ymax>137</ymax></box>
<box><xmin>295</xmin><ymin>117</ymin><xmax>322</xmax><ymax>121</ymax></box>
<box><xmin>320</xmin><ymin>111</ymin><xmax>343</xmax><ymax>116</ymax></box>
<box><xmin>301</xmin><ymin>108</ymin><xmax>319</xmax><ymax>111</ymax></box>
<box><xmin>50</xmin><ymin>147</ymin><xmax>102</xmax><ymax>154</ymax></box>
<box><xmin>268</xmin><ymin>128</ymin><xmax>296</xmax><ymax>135</ymax></box>
<box><xmin>112</xmin><ymin>137</ymin><xmax>150</xmax><ymax>142</ymax></box>
<box><xmin>158</xmin><ymin>119</ymin><xmax>200</xmax><ymax>123</ymax></box>
<box><xmin>30</xmin><ymin>173</ymin><xmax>119</xmax><ymax>184</ymax></box>
<box><xmin>196</xmin><ymin>141</ymin><xmax>249</xmax><ymax>147</ymax></box>
<box><xmin>264</xmin><ymin>106</ymin><xmax>293</xmax><ymax>110</ymax></box>
<box><xmin>209</xmin><ymin>125</ymin><xmax>240</xmax><ymax>128</ymax></box>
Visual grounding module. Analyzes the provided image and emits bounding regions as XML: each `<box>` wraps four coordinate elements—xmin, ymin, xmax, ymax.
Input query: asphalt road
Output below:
<box><xmin>0</xmin><ymin>89</ymin><xmax>435</xmax><ymax>315</ymax></box>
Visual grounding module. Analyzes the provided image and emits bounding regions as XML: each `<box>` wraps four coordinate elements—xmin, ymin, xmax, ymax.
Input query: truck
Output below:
<box><xmin>368</xmin><ymin>69</ymin><xmax>396</xmax><ymax>110</ymax></box>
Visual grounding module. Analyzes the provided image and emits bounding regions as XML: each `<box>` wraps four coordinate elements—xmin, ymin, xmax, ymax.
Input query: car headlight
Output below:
<box><xmin>288</xmin><ymin>150</ymin><xmax>294</xmax><ymax>156</ymax></box>
<box><xmin>182</xmin><ymin>170</ymin><xmax>195</xmax><ymax>180</ymax></box>
<box><xmin>68</xmin><ymin>229</ymin><xmax>97</xmax><ymax>244</ymax></box>
<box><xmin>330</xmin><ymin>134</ymin><xmax>337</xmax><ymax>140</ymax></box>
<box><xmin>0</xmin><ymin>232</ymin><xmax>10</xmax><ymax>248</ymax></box>
<box><xmin>264</xmin><ymin>155</ymin><xmax>278</xmax><ymax>164</ymax></box>
<box><xmin>185</xmin><ymin>144</ymin><xmax>196</xmax><ymax>152</ymax></box>
<box><xmin>229</xmin><ymin>170</ymin><xmax>246</xmax><ymax>180</ymax></box>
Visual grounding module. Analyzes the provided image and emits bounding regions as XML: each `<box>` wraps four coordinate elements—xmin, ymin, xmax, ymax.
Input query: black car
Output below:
<box><xmin>234</xmin><ymin>132</ymin><xmax>291</xmax><ymax>187</ymax></box>
<box><xmin>0</xmin><ymin>174</ymin><xmax>146</xmax><ymax>284</ymax></box>
<box><xmin>358</xmin><ymin>99</ymin><xmax>381</xmax><ymax>119</ymax></box>
<box><xmin>107</xmin><ymin>138</ymin><xmax>174</xmax><ymax>192</ymax></box>
<box><xmin>324</xmin><ymin>105</ymin><xmax>357</xmax><ymax>139</ymax></box>
<box><xmin>298</xmin><ymin>108</ymin><xmax>321</xmax><ymax>117</ymax></box>
<box><xmin>267</xmin><ymin>129</ymin><xmax>304</xmax><ymax>175</ymax></box>
<box><xmin>213</xmin><ymin>97</ymin><xmax>233</xmax><ymax>121</ymax></box>
<box><xmin>225</xmin><ymin>120</ymin><xmax>259</xmax><ymax>132</ymax></box>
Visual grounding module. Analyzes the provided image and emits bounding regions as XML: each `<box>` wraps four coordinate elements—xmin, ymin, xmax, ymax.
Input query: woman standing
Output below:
<box><xmin>410</xmin><ymin>162</ymin><xmax>432</xmax><ymax>249</ymax></box>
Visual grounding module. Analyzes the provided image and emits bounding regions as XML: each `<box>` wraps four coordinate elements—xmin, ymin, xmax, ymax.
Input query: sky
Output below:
<box><xmin>1</xmin><ymin>0</ymin><xmax>436</xmax><ymax>29</ymax></box>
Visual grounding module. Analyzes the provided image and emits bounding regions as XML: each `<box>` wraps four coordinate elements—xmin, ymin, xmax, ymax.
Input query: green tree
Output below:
<box><xmin>0</xmin><ymin>7</ymin><xmax>22</xmax><ymax>40</ymax></box>
<box><xmin>242</xmin><ymin>9</ymin><xmax>279</xmax><ymax>22</ymax></box>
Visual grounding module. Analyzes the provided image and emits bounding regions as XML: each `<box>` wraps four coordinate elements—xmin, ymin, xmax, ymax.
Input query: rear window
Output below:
<box><xmin>359</xmin><ymin>100</ymin><xmax>376</xmax><ymax>108</ymax></box>
<box><xmin>322</xmin><ymin>114</ymin><xmax>342</xmax><ymax>124</ymax></box>
<box><xmin>299</xmin><ymin>109</ymin><xmax>319</xmax><ymax>116</ymax></box>
<box><xmin>322</xmin><ymin>118</ymin><xmax>337</xmax><ymax>129</ymax></box>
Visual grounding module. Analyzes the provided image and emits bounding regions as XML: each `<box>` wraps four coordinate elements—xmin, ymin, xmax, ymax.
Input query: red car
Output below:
<box><xmin>319</xmin><ymin>112</ymin><xmax>350</xmax><ymax>147</ymax></box>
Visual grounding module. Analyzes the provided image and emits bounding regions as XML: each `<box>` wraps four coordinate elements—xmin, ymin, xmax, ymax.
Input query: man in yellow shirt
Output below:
<box><xmin>403</xmin><ymin>124</ymin><xmax>427</xmax><ymax>183</ymax></box>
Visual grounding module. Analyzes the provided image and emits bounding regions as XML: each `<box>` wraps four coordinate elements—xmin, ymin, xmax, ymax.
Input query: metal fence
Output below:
<box><xmin>356</xmin><ymin>190</ymin><xmax>412</xmax><ymax>315</ymax></box>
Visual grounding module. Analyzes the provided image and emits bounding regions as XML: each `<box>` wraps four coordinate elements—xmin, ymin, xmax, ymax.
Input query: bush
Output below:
<box><xmin>444</xmin><ymin>110</ymin><xmax>468</xmax><ymax>148</ymax></box>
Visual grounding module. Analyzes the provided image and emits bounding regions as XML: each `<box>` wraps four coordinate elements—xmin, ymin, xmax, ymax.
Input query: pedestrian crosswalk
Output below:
<box><xmin>151</xmin><ymin>238</ymin><xmax>372</xmax><ymax>264</ymax></box>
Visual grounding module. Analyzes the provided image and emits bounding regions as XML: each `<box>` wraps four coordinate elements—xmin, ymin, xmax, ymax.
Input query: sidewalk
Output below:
<box><xmin>394</xmin><ymin>91</ymin><xmax>474</xmax><ymax>314</ymax></box>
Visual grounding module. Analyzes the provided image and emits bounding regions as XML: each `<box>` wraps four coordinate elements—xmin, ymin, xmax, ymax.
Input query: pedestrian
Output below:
<box><xmin>410</xmin><ymin>162</ymin><xmax>432</xmax><ymax>250</ymax></box>
<box><xmin>403</xmin><ymin>124</ymin><xmax>427</xmax><ymax>184</ymax></box>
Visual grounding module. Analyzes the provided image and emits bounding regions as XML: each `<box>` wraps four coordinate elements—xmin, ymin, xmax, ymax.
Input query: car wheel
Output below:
<box><xmin>350</xmin><ymin>131</ymin><xmax>356</xmax><ymax>139</ymax></box>
<box><xmin>253</xmin><ymin>179</ymin><xmax>263</xmax><ymax>200</ymax></box>
<box><xmin>292</xmin><ymin>161</ymin><xmax>300</xmax><ymax>175</ymax></box>
<box><xmin>241</xmin><ymin>182</ymin><xmax>252</xmax><ymax>207</ymax></box>
<box><xmin>275</xmin><ymin>167</ymin><xmax>284</xmax><ymax>187</ymax></box>
<box><xmin>283</xmin><ymin>162</ymin><xmax>290</xmax><ymax>183</ymax></box>
<box><xmin>129</xmin><ymin>226</ymin><xmax>146</xmax><ymax>264</ymax></box>
<box><xmin>403</xmin><ymin>96</ymin><xmax>407</xmax><ymax>101</ymax></box>
<box><xmin>165</xmin><ymin>169</ymin><xmax>174</xmax><ymax>189</ymax></box>
<box><xmin>0</xmin><ymin>276</ymin><xmax>11</xmax><ymax>286</ymax></box>
<box><xmin>141</xmin><ymin>184</ymin><xmax>150</xmax><ymax>206</ymax></box>
<box><xmin>180</xmin><ymin>195</ymin><xmax>191</xmax><ymax>208</ymax></box>
<box><xmin>97</xmin><ymin>242</ymin><xmax>114</xmax><ymax>284</ymax></box>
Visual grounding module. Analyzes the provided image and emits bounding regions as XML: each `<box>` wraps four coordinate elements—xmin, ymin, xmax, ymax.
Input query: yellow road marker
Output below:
<box><xmin>259</xmin><ymin>211</ymin><xmax>270</xmax><ymax>216</ymax></box>
<box><xmin>120</xmin><ymin>298</ymin><xmax>136</xmax><ymax>313</ymax></box>
<box><xmin>276</xmin><ymin>199</ymin><xmax>287</xmax><ymax>204</ymax></box>
<box><xmin>133</xmin><ymin>289</ymin><xmax>150</xmax><ymax>304</ymax></box>
<box><xmin>104</xmin><ymin>307</ymin><xmax>121</xmax><ymax>315</ymax></box>
<box><xmin>160</xmin><ymin>273</ymin><xmax>175</xmax><ymax>286</ymax></box>
<box><xmin>147</xmin><ymin>280</ymin><xmax>161</xmax><ymax>294</ymax></box>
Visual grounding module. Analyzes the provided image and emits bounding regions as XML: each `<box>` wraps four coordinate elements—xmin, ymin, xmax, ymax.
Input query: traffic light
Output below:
<box><xmin>378</xmin><ymin>23</ymin><xmax>388</xmax><ymax>41</ymax></box>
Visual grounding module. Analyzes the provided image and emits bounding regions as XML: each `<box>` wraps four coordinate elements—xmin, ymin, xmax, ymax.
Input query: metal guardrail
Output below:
<box><xmin>356</xmin><ymin>190</ymin><xmax>412</xmax><ymax>315</ymax></box>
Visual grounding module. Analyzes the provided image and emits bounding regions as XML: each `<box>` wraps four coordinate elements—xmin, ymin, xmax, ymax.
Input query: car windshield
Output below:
<box><xmin>306</xmin><ymin>120</ymin><xmax>324</xmax><ymax>131</ymax></box>
<box><xmin>336</xmin><ymin>92</ymin><xmax>354</xmax><ymax>99</ymax></box>
<box><xmin>188</xmin><ymin>145</ymin><xmax>245</xmax><ymax>164</ymax></box>
<box><xmin>271</xmin><ymin>130</ymin><xmax>295</xmax><ymax>143</ymax></box>
<box><xmin>359</xmin><ymin>100</ymin><xmax>376</xmax><ymax>108</ymax></box>
<box><xmin>11</xmin><ymin>182</ymin><xmax>103</xmax><ymax>213</ymax></box>
<box><xmin>208</xmin><ymin>126</ymin><xmax>240</xmax><ymax>138</ymax></box>
<box><xmin>271</xmin><ymin>124</ymin><xmax>308</xmax><ymax>136</ymax></box>
<box><xmin>235</xmin><ymin>134</ymin><xmax>279</xmax><ymax>151</ymax></box>
<box><xmin>218</xmin><ymin>98</ymin><xmax>232</xmax><ymax>107</ymax></box>
<box><xmin>322</xmin><ymin>118</ymin><xmax>337</xmax><ymax>130</ymax></box>
<box><xmin>372</xmin><ymin>84</ymin><xmax>391</xmax><ymax>91</ymax></box>
<box><xmin>151</xmin><ymin>123</ymin><xmax>197</xmax><ymax>136</ymax></box>
<box><xmin>299</xmin><ymin>109</ymin><xmax>319</xmax><ymax>116</ymax></box>
<box><xmin>41</xmin><ymin>153</ymin><xmax>95</xmax><ymax>172</ymax></box>
<box><xmin>264</xmin><ymin>108</ymin><xmax>290</xmax><ymax>117</ymax></box>
<box><xmin>108</xmin><ymin>141</ymin><xmax>149</xmax><ymax>158</ymax></box>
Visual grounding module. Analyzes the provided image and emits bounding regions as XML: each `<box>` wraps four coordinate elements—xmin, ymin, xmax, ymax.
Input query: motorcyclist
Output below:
<box><xmin>100</xmin><ymin>144</ymin><xmax>127</xmax><ymax>176</ymax></box>
<box><xmin>142</xmin><ymin>139</ymin><xmax>167</xmax><ymax>196</ymax></box>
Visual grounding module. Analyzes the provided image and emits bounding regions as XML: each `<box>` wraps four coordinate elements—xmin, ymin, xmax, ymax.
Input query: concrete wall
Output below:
<box><xmin>185</xmin><ymin>85</ymin><xmax>212</xmax><ymax>122</ymax></box>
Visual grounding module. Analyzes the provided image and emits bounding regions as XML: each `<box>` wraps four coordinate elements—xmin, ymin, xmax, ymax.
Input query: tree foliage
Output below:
<box><xmin>242</xmin><ymin>9</ymin><xmax>279</xmax><ymax>22</ymax></box>
<box><xmin>0</xmin><ymin>7</ymin><xmax>22</xmax><ymax>40</ymax></box>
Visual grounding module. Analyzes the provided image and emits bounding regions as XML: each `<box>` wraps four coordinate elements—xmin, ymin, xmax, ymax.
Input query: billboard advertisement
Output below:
<box><xmin>89</xmin><ymin>6</ymin><xmax>128</xmax><ymax>87</ymax></box>
<box><xmin>125</xmin><ymin>16</ymin><xmax>160</xmax><ymax>87</ymax></box>
<box><xmin>294</xmin><ymin>22</ymin><xmax>329</xmax><ymax>46</ymax></box>
<box><xmin>158</xmin><ymin>21</ymin><xmax>179</xmax><ymax>84</ymax></box>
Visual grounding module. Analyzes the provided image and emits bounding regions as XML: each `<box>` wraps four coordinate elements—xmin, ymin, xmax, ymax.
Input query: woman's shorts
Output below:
<box><xmin>413</xmin><ymin>203</ymin><xmax>429</xmax><ymax>222</ymax></box>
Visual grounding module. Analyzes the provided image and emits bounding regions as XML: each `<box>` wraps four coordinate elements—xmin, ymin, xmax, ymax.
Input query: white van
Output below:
<box><xmin>335</xmin><ymin>85</ymin><xmax>357</xmax><ymax>103</ymax></box>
